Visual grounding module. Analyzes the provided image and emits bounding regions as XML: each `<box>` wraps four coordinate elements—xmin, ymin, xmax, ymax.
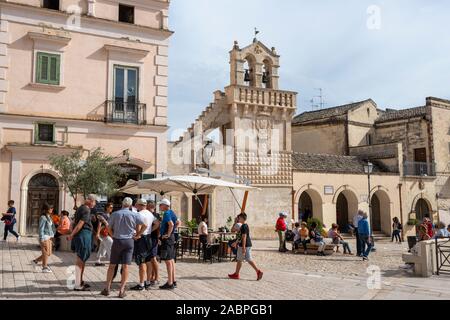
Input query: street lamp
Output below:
<box><xmin>364</xmin><ymin>160</ymin><xmax>376</xmax><ymax>251</ymax></box>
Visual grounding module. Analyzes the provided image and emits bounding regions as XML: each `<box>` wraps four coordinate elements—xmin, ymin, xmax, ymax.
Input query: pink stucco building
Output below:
<box><xmin>0</xmin><ymin>0</ymin><xmax>172</xmax><ymax>234</ymax></box>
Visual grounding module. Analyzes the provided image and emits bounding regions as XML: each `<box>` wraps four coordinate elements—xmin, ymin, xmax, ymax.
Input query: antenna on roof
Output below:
<box><xmin>310</xmin><ymin>88</ymin><xmax>326</xmax><ymax>111</ymax></box>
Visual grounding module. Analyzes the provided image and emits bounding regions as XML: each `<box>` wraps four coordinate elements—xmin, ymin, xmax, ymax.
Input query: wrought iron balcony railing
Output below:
<box><xmin>104</xmin><ymin>100</ymin><xmax>147</xmax><ymax>125</ymax></box>
<box><xmin>403</xmin><ymin>161</ymin><xmax>436</xmax><ymax>177</ymax></box>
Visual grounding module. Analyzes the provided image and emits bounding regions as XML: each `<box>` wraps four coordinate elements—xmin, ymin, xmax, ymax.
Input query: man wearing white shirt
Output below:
<box><xmin>353</xmin><ymin>210</ymin><xmax>364</xmax><ymax>256</ymax></box>
<box><xmin>130</xmin><ymin>199</ymin><xmax>156</xmax><ymax>291</ymax></box>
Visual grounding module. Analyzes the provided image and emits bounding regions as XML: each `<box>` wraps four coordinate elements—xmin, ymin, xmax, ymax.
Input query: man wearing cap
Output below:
<box><xmin>275</xmin><ymin>212</ymin><xmax>288</xmax><ymax>252</ymax></box>
<box><xmin>130</xmin><ymin>198</ymin><xmax>156</xmax><ymax>291</ymax></box>
<box><xmin>100</xmin><ymin>197</ymin><xmax>146</xmax><ymax>298</ymax></box>
<box><xmin>158</xmin><ymin>198</ymin><xmax>178</xmax><ymax>290</ymax></box>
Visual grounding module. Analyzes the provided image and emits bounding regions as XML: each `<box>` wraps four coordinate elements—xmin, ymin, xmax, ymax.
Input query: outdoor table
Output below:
<box><xmin>181</xmin><ymin>235</ymin><xmax>200</xmax><ymax>255</ymax></box>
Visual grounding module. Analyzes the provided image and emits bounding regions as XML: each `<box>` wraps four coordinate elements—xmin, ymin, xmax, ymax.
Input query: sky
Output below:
<box><xmin>167</xmin><ymin>0</ymin><xmax>450</xmax><ymax>141</ymax></box>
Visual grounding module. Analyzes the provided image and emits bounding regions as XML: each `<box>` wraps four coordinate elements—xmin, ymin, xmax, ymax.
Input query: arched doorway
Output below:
<box><xmin>297</xmin><ymin>189</ymin><xmax>323</xmax><ymax>222</ymax></box>
<box><xmin>336</xmin><ymin>193</ymin><xmax>348</xmax><ymax>229</ymax></box>
<box><xmin>415</xmin><ymin>199</ymin><xmax>431</xmax><ymax>221</ymax></box>
<box><xmin>371</xmin><ymin>189</ymin><xmax>391</xmax><ymax>234</ymax></box>
<box><xmin>335</xmin><ymin>189</ymin><xmax>359</xmax><ymax>232</ymax></box>
<box><xmin>371</xmin><ymin>194</ymin><xmax>381</xmax><ymax>232</ymax></box>
<box><xmin>27</xmin><ymin>173</ymin><xmax>59</xmax><ymax>235</ymax></box>
<box><xmin>299</xmin><ymin>192</ymin><xmax>312</xmax><ymax>221</ymax></box>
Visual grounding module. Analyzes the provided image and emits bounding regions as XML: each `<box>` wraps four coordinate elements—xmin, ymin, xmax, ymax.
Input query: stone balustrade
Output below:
<box><xmin>225</xmin><ymin>85</ymin><xmax>297</xmax><ymax>109</ymax></box>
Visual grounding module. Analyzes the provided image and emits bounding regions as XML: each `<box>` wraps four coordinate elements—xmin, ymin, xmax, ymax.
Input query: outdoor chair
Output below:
<box><xmin>203</xmin><ymin>243</ymin><xmax>221</xmax><ymax>264</ymax></box>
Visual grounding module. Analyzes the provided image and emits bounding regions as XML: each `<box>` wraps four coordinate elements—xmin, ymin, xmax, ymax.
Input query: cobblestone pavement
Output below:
<box><xmin>1</xmin><ymin>236</ymin><xmax>450</xmax><ymax>300</ymax></box>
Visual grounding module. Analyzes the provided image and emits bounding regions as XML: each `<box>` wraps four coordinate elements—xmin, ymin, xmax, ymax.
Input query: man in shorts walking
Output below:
<box><xmin>228</xmin><ymin>213</ymin><xmax>263</xmax><ymax>281</ymax></box>
<box><xmin>158</xmin><ymin>199</ymin><xmax>178</xmax><ymax>290</ymax></box>
<box><xmin>100</xmin><ymin>197</ymin><xmax>146</xmax><ymax>298</ymax></box>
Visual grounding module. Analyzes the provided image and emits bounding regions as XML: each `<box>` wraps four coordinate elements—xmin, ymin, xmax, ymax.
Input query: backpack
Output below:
<box><xmin>285</xmin><ymin>229</ymin><xmax>295</xmax><ymax>242</ymax></box>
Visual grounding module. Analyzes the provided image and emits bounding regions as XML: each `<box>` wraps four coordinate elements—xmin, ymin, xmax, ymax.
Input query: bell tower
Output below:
<box><xmin>171</xmin><ymin>38</ymin><xmax>298</xmax><ymax>237</ymax></box>
<box><xmin>230</xmin><ymin>39</ymin><xmax>280</xmax><ymax>90</ymax></box>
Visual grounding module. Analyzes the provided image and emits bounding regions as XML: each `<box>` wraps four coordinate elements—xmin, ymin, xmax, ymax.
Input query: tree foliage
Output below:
<box><xmin>49</xmin><ymin>148</ymin><xmax>124</xmax><ymax>207</ymax></box>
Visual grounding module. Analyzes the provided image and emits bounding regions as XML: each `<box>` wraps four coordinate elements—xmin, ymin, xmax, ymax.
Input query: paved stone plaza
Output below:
<box><xmin>1</xmin><ymin>236</ymin><xmax>450</xmax><ymax>300</ymax></box>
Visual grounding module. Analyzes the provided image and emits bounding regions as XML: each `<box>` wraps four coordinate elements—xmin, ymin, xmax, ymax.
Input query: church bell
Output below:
<box><xmin>262</xmin><ymin>71</ymin><xmax>269</xmax><ymax>84</ymax></box>
<box><xmin>244</xmin><ymin>69</ymin><xmax>251</xmax><ymax>82</ymax></box>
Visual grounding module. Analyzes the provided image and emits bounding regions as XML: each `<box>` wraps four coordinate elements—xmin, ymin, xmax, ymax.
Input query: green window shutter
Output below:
<box><xmin>36</xmin><ymin>52</ymin><xmax>60</xmax><ymax>85</ymax></box>
<box><xmin>141</xmin><ymin>174</ymin><xmax>155</xmax><ymax>180</ymax></box>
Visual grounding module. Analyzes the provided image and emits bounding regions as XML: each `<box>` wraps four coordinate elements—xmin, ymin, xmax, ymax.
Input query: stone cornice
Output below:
<box><xmin>28</xmin><ymin>31</ymin><xmax>71</xmax><ymax>44</ymax></box>
<box><xmin>0</xmin><ymin>112</ymin><xmax>169</xmax><ymax>132</ymax></box>
<box><xmin>104</xmin><ymin>44</ymin><xmax>150</xmax><ymax>56</ymax></box>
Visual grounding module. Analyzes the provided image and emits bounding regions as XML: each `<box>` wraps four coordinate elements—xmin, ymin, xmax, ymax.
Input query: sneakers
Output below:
<box><xmin>159</xmin><ymin>282</ymin><xmax>175</xmax><ymax>290</ymax></box>
<box><xmin>228</xmin><ymin>273</ymin><xmax>240</xmax><ymax>280</ymax></box>
<box><xmin>42</xmin><ymin>267</ymin><xmax>52</xmax><ymax>273</ymax></box>
<box><xmin>362</xmin><ymin>256</ymin><xmax>369</xmax><ymax>261</ymax></box>
<box><xmin>16</xmin><ymin>236</ymin><xmax>20</xmax><ymax>242</ymax></box>
<box><xmin>74</xmin><ymin>283</ymin><xmax>90</xmax><ymax>291</ymax></box>
<box><xmin>256</xmin><ymin>270</ymin><xmax>263</xmax><ymax>281</ymax></box>
<box><xmin>130</xmin><ymin>284</ymin><xmax>145</xmax><ymax>291</ymax></box>
<box><xmin>173</xmin><ymin>281</ymin><xmax>177</xmax><ymax>288</ymax></box>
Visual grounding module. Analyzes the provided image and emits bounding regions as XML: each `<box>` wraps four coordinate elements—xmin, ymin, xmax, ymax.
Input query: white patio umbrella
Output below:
<box><xmin>119</xmin><ymin>174</ymin><xmax>259</xmax><ymax>212</ymax></box>
<box><xmin>136</xmin><ymin>174</ymin><xmax>257</xmax><ymax>195</ymax></box>
<box><xmin>117</xmin><ymin>179</ymin><xmax>178</xmax><ymax>196</ymax></box>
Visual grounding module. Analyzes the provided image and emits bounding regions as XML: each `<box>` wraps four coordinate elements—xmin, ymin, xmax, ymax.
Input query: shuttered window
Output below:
<box><xmin>36</xmin><ymin>52</ymin><xmax>60</xmax><ymax>85</ymax></box>
<box><xmin>35</xmin><ymin>123</ymin><xmax>55</xmax><ymax>144</ymax></box>
<box><xmin>141</xmin><ymin>174</ymin><xmax>155</xmax><ymax>180</ymax></box>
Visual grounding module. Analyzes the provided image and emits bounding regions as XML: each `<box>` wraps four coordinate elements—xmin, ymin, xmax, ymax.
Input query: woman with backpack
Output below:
<box><xmin>32</xmin><ymin>203</ymin><xmax>56</xmax><ymax>273</ymax></box>
<box><xmin>2</xmin><ymin>200</ymin><xmax>20</xmax><ymax>242</ymax></box>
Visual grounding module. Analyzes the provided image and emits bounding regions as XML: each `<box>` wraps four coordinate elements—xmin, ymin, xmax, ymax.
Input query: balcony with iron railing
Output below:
<box><xmin>104</xmin><ymin>100</ymin><xmax>147</xmax><ymax>125</ymax></box>
<box><xmin>403</xmin><ymin>161</ymin><xmax>436</xmax><ymax>177</ymax></box>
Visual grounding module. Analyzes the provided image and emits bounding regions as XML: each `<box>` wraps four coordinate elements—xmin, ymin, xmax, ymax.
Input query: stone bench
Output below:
<box><xmin>288</xmin><ymin>238</ymin><xmax>337</xmax><ymax>256</ymax></box>
<box><xmin>401</xmin><ymin>238</ymin><xmax>448</xmax><ymax>277</ymax></box>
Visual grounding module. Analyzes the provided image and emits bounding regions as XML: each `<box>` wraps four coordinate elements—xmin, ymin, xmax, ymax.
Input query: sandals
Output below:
<box><xmin>118</xmin><ymin>291</ymin><xmax>127</xmax><ymax>299</ymax></box>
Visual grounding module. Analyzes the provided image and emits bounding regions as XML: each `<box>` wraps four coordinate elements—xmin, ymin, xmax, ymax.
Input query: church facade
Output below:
<box><xmin>169</xmin><ymin>39</ymin><xmax>449</xmax><ymax>239</ymax></box>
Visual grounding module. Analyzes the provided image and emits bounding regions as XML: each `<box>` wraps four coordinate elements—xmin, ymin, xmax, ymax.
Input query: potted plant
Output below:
<box><xmin>407</xmin><ymin>218</ymin><xmax>419</xmax><ymax>226</ymax></box>
<box><xmin>184</xmin><ymin>219</ymin><xmax>199</xmax><ymax>236</ymax></box>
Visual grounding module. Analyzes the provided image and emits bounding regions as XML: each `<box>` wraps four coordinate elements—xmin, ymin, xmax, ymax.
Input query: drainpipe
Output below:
<box><xmin>398</xmin><ymin>183</ymin><xmax>405</xmax><ymax>241</ymax></box>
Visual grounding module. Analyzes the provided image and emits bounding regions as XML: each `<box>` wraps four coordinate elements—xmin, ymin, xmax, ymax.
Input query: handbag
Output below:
<box><xmin>285</xmin><ymin>230</ymin><xmax>295</xmax><ymax>242</ymax></box>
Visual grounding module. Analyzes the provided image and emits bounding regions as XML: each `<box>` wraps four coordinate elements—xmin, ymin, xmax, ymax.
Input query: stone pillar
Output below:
<box><xmin>154</xmin><ymin>45</ymin><xmax>169</xmax><ymax>126</ymax></box>
<box><xmin>0</xmin><ymin>19</ymin><xmax>9</xmax><ymax>113</ymax></box>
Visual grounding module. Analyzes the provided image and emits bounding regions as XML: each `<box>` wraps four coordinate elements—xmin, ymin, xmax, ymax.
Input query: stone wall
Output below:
<box><xmin>292</xmin><ymin>123</ymin><xmax>347</xmax><ymax>155</ymax></box>
<box><xmin>213</xmin><ymin>186</ymin><xmax>292</xmax><ymax>239</ymax></box>
<box><xmin>375</xmin><ymin>118</ymin><xmax>431</xmax><ymax>163</ymax></box>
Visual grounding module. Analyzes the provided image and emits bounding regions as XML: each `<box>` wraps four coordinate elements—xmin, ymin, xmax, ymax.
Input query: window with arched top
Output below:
<box><xmin>243</xmin><ymin>55</ymin><xmax>256</xmax><ymax>87</ymax></box>
<box><xmin>262</xmin><ymin>59</ymin><xmax>273</xmax><ymax>89</ymax></box>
